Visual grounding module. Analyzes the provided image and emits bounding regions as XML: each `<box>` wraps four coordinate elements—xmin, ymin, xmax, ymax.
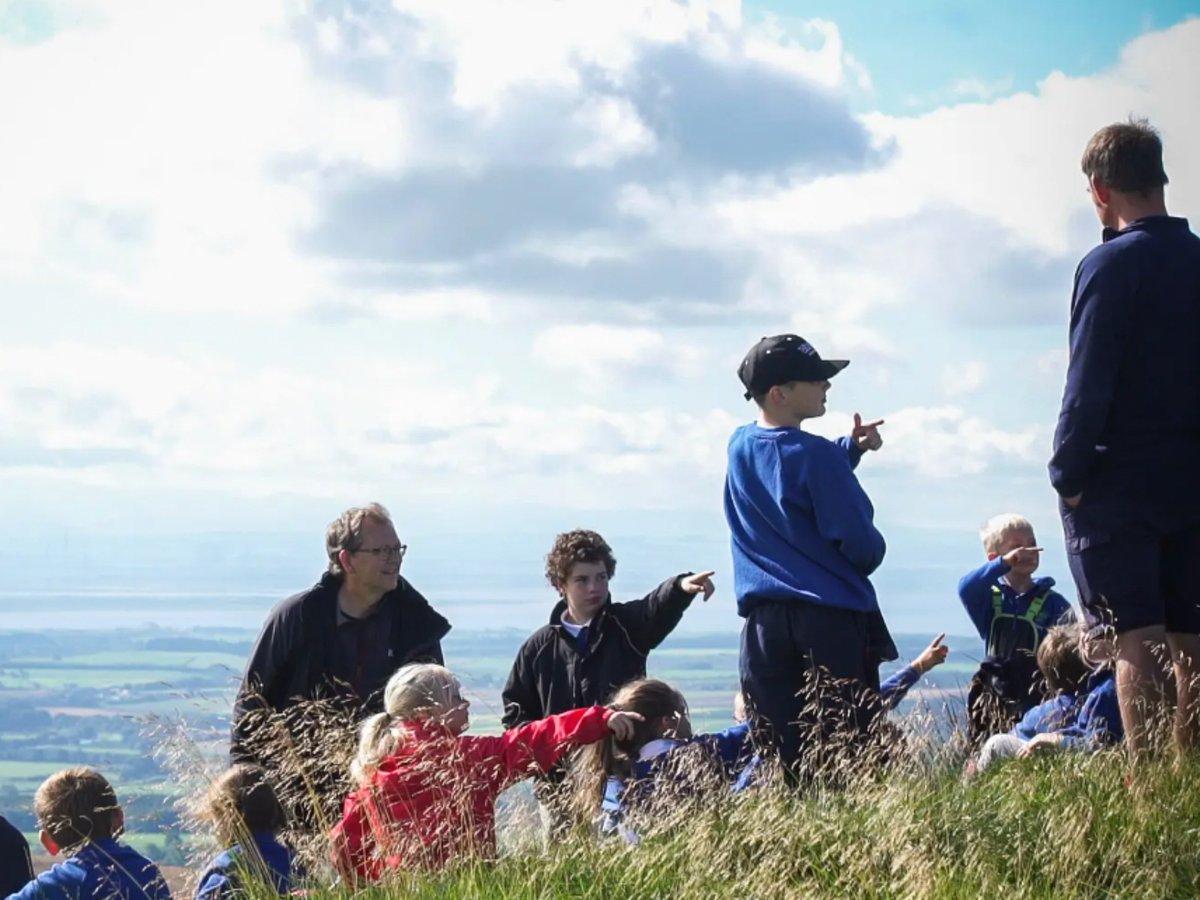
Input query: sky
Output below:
<box><xmin>2</xmin><ymin>0</ymin><xmax>1199</xmax><ymax>639</ymax></box>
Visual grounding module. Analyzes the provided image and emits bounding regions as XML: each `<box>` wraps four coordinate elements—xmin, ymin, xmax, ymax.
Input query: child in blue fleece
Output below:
<box><xmin>973</xmin><ymin>623</ymin><xmax>1120</xmax><ymax>773</ymax></box>
<box><xmin>194</xmin><ymin>765</ymin><xmax>295</xmax><ymax>900</ymax></box>
<box><xmin>725</xmin><ymin>333</ymin><xmax>897</xmax><ymax>775</ymax></box>
<box><xmin>571</xmin><ymin>679</ymin><xmax>751</xmax><ymax>845</ymax></box>
<box><xmin>10</xmin><ymin>767</ymin><xmax>171</xmax><ymax>900</ymax></box>
<box><xmin>959</xmin><ymin>513</ymin><xmax>1074</xmax><ymax>741</ymax></box>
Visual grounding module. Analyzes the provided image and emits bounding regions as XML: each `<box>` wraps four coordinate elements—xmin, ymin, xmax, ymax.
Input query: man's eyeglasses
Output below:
<box><xmin>353</xmin><ymin>543</ymin><xmax>408</xmax><ymax>562</ymax></box>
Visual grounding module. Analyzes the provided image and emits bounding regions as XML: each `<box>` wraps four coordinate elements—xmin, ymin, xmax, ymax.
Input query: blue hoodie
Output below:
<box><xmin>725</xmin><ymin>425</ymin><xmax>883</xmax><ymax>616</ymax></box>
<box><xmin>194</xmin><ymin>832</ymin><xmax>294</xmax><ymax>900</ymax></box>
<box><xmin>1011</xmin><ymin>670</ymin><xmax>1121</xmax><ymax>750</ymax></box>
<box><xmin>600</xmin><ymin>723</ymin><xmax>752</xmax><ymax>843</ymax></box>
<box><xmin>9</xmin><ymin>838</ymin><xmax>170</xmax><ymax>900</ymax></box>
<box><xmin>957</xmin><ymin>559</ymin><xmax>1073</xmax><ymax>646</ymax></box>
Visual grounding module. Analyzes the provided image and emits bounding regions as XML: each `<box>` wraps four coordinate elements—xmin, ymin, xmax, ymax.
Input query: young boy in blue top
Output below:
<box><xmin>972</xmin><ymin>622</ymin><xmax>1121</xmax><ymax>773</ymax></box>
<box><xmin>724</xmin><ymin>333</ymin><xmax>897</xmax><ymax>777</ymax></box>
<box><xmin>10</xmin><ymin>767</ymin><xmax>171</xmax><ymax>900</ymax></box>
<box><xmin>194</xmin><ymin>764</ymin><xmax>295</xmax><ymax>900</ymax></box>
<box><xmin>959</xmin><ymin>514</ymin><xmax>1074</xmax><ymax>741</ymax></box>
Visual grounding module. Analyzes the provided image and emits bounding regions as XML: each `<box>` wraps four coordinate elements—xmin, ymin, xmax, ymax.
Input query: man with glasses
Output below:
<box><xmin>231</xmin><ymin>503</ymin><xmax>450</xmax><ymax>768</ymax></box>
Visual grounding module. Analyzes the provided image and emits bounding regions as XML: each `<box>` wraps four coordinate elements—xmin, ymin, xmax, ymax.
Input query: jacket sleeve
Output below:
<box><xmin>1058</xmin><ymin>681</ymin><xmax>1122</xmax><ymax>751</ymax></box>
<box><xmin>465</xmin><ymin>706</ymin><xmax>612</xmax><ymax>789</ymax></box>
<box><xmin>1049</xmin><ymin>251</ymin><xmax>1136</xmax><ymax>498</ymax></box>
<box><xmin>618</xmin><ymin>576</ymin><xmax>696</xmax><ymax>653</ymax></box>
<box><xmin>804</xmin><ymin>441</ymin><xmax>886</xmax><ymax>575</ymax></box>
<box><xmin>834</xmin><ymin>435</ymin><xmax>866</xmax><ymax>471</ymax></box>
<box><xmin>694</xmin><ymin>722</ymin><xmax>752</xmax><ymax>770</ymax></box>
<box><xmin>957</xmin><ymin>558</ymin><xmax>1006</xmax><ymax>642</ymax></box>
<box><xmin>500</xmin><ymin>639</ymin><xmax>544</xmax><ymax>729</ymax></box>
<box><xmin>879</xmin><ymin>664</ymin><xmax>921</xmax><ymax>710</ymax></box>
<box><xmin>195</xmin><ymin>870</ymin><xmax>232</xmax><ymax>900</ymax></box>
<box><xmin>230</xmin><ymin>602</ymin><xmax>303</xmax><ymax>764</ymax></box>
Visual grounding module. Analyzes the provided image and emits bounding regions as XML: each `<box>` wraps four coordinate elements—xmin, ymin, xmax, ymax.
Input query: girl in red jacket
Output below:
<box><xmin>331</xmin><ymin>663</ymin><xmax>640</xmax><ymax>883</ymax></box>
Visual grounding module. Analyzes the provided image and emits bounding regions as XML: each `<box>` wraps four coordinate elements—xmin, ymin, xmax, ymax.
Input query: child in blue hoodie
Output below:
<box><xmin>724</xmin><ymin>333</ymin><xmax>897</xmax><ymax>777</ymax></box>
<box><xmin>10</xmin><ymin>767</ymin><xmax>171</xmax><ymax>900</ymax></box>
<box><xmin>572</xmin><ymin>679</ymin><xmax>752</xmax><ymax>845</ymax></box>
<box><xmin>959</xmin><ymin>514</ymin><xmax>1074</xmax><ymax>742</ymax></box>
<box><xmin>972</xmin><ymin>623</ymin><xmax>1120</xmax><ymax>773</ymax></box>
<box><xmin>194</xmin><ymin>765</ymin><xmax>295</xmax><ymax>900</ymax></box>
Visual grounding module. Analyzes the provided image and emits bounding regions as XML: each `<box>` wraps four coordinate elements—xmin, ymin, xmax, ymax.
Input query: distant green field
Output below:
<box><xmin>0</xmin><ymin>668</ymin><xmax>202</xmax><ymax>689</ymax></box>
<box><xmin>37</xmin><ymin>650</ymin><xmax>247</xmax><ymax>670</ymax></box>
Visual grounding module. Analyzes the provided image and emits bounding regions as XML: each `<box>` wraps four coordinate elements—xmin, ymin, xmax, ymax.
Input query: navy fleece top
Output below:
<box><xmin>725</xmin><ymin>424</ymin><xmax>883</xmax><ymax>616</ymax></box>
<box><xmin>958</xmin><ymin>558</ymin><xmax>1073</xmax><ymax>645</ymax></box>
<box><xmin>1050</xmin><ymin>216</ymin><xmax>1200</xmax><ymax>500</ymax></box>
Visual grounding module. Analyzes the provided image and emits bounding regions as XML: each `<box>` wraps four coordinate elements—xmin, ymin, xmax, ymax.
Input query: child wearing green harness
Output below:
<box><xmin>958</xmin><ymin>514</ymin><xmax>1074</xmax><ymax>743</ymax></box>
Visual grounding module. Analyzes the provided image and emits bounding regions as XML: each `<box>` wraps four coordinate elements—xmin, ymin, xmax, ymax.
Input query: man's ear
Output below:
<box><xmin>39</xmin><ymin>829</ymin><xmax>60</xmax><ymax>855</ymax></box>
<box><xmin>338</xmin><ymin>549</ymin><xmax>354</xmax><ymax>575</ymax></box>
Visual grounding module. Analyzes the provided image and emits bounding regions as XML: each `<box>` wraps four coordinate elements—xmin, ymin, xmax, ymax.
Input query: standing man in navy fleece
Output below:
<box><xmin>1050</xmin><ymin>119</ymin><xmax>1200</xmax><ymax>760</ymax></box>
<box><xmin>725</xmin><ymin>334</ymin><xmax>898</xmax><ymax>776</ymax></box>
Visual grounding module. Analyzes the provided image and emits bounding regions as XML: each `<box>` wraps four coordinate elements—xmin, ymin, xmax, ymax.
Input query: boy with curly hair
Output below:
<box><xmin>501</xmin><ymin>529</ymin><xmax>714</xmax><ymax>829</ymax></box>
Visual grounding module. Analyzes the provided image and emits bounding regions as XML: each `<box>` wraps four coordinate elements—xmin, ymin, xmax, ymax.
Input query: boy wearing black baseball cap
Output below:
<box><xmin>724</xmin><ymin>334</ymin><xmax>898</xmax><ymax>776</ymax></box>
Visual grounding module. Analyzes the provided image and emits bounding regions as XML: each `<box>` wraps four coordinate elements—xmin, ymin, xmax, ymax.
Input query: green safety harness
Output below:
<box><xmin>986</xmin><ymin>585</ymin><xmax>1050</xmax><ymax>660</ymax></box>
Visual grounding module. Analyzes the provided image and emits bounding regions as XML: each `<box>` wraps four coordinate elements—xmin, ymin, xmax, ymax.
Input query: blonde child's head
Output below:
<box><xmin>199</xmin><ymin>764</ymin><xmax>287</xmax><ymax>847</ymax></box>
<box><xmin>34</xmin><ymin>767</ymin><xmax>121</xmax><ymax>854</ymax></box>
<box><xmin>979</xmin><ymin>513</ymin><xmax>1036</xmax><ymax>557</ymax></box>
<box><xmin>350</xmin><ymin>664</ymin><xmax>468</xmax><ymax>783</ymax></box>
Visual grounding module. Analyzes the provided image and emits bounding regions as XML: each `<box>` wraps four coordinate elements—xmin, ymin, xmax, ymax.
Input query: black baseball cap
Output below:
<box><xmin>737</xmin><ymin>334</ymin><xmax>849</xmax><ymax>400</ymax></box>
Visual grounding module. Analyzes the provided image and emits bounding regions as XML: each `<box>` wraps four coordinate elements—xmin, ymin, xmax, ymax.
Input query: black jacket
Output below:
<box><xmin>0</xmin><ymin>814</ymin><xmax>34</xmax><ymax>896</ymax></box>
<box><xmin>231</xmin><ymin>572</ymin><xmax>450</xmax><ymax>762</ymax></box>
<box><xmin>501</xmin><ymin>575</ymin><xmax>694</xmax><ymax>728</ymax></box>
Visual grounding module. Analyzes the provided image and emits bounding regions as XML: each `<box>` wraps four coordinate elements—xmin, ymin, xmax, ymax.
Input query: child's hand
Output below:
<box><xmin>606</xmin><ymin>711</ymin><xmax>644</xmax><ymax>741</ymax></box>
<box><xmin>1002</xmin><ymin>545</ymin><xmax>1043</xmax><ymax>570</ymax></box>
<box><xmin>681</xmin><ymin>570</ymin><xmax>716</xmax><ymax>601</ymax></box>
<box><xmin>1016</xmin><ymin>732</ymin><xmax>1063</xmax><ymax>758</ymax></box>
<box><xmin>913</xmin><ymin>633</ymin><xmax>948</xmax><ymax>674</ymax></box>
<box><xmin>851</xmin><ymin>413</ymin><xmax>885</xmax><ymax>452</ymax></box>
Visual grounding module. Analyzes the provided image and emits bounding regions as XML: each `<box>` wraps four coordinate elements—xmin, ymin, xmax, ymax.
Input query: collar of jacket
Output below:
<box><xmin>547</xmin><ymin>595</ymin><xmax>613</xmax><ymax>636</ymax></box>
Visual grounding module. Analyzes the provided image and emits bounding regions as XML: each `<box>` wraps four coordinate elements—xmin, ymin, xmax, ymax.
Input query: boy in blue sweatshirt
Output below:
<box><xmin>10</xmin><ymin>767</ymin><xmax>171</xmax><ymax>900</ymax></box>
<box><xmin>724</xmin><ymin>333</ymin><xmax>897</xmax><ymax>777</ymax></box>
<box><xmin>972</xmin><ymin>623</ymin><xmax>1121</xmax><ymax>773</ymax></box>
<box><xmin>959</xmin><ymin>513</ymin><xmax>1073</xmax><ymax>742</ymax></box>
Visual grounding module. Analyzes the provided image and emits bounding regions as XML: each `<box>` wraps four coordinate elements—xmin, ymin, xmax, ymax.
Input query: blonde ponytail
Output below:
<box><xmin>349</xmin><ymin>663</ymin><xmax>460</xmax><ymax>783</ymax></box>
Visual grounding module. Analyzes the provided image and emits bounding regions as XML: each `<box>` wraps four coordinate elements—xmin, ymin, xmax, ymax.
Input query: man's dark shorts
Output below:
<box><xmin>1061</xmin><ymin>473</ymin><xmax>1200</xmax><ymax>635</ymax></box>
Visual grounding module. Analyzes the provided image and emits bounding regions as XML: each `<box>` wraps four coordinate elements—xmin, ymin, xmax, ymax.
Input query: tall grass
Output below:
<box><xmin>155</xmin><ymin>695</ymin><xmax>1200</xmax><ymax>900</ymax></box>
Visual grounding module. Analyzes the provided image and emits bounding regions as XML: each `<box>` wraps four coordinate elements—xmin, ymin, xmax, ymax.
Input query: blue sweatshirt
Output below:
<box><xmin>725</xmin><ymin>424</ymin><xmax>884</xmax><ymax>616</ymax></box>
<box><xmin>1050</xmin><ymin>216</ymin><xmax>1200</xmax><ymax>501</ymax></box>
<box><xmin>601</xmin><ymin>723</ymin><xmax>752</xmax><ymax>842</ymax></box>
<box><xmin>9</xmin><ymin>838</ymin><xmax>171</xmax><ymax>900</ymax></box>
<box><xmin>957</xmin><ymin>559</ymin><xmax>1073</xmax><ymax>646</ymax></box>
<box><xmin>195</xmin><ymin>832</ymin><xmax>294</xmax><ymax>900</ymax></box>
<box><xmin>1012</xmin><ymin>670</ymin><xmax>1121</xmax><ymax>751</ymax></box>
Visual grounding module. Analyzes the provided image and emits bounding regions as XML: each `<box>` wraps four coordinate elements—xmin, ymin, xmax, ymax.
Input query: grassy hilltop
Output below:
<box><xmin>259</xmin><ymin>751</ymin><xmax>1198</xmax><ymax>900</ymax></box>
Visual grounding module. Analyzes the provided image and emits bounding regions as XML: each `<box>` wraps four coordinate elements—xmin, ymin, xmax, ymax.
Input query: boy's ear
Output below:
<box><xmin>986</xmin><ymin>551</ymin><xmax>999</xmax><ymax>561</ymax></box>
<box><xmin>40</xmin><ymin>828</ymin><xmax>60</xmax><ymax>855</ymax></box>
<box><xmin>113</xmin><ymin>807</ymin><xmax>125</xmax><ymax>837</ymax></box>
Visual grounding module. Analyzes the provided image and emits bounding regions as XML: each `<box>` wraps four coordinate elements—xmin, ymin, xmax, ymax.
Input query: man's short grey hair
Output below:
<box><xmin>326</xmin><ymin>503</ymin><xmax>393</xmax><ymax>576</ymax></box>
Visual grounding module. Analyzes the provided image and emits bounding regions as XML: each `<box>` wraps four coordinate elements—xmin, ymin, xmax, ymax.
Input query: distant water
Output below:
<box><xmin>0</xmin><ymin>589</ymin><xmax>580</xmax><ymax>633</ymax></box>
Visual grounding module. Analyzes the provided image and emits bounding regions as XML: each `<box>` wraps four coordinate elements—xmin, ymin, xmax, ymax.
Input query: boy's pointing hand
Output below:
<box><xmin>851</xmin><ymin>413</ymin><xmax>885</xmax><ymax>452</ymax></box>
<box><xmin>681</xmin><ymin>571</ymin><xmax>716</xmax><ymax>601</ymax></box>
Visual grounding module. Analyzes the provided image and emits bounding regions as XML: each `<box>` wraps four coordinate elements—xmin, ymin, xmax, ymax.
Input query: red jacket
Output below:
<box><xmin>332</xmin><ymin>706</ymin><xmax>612</xmax><ymax>882</ymax></box>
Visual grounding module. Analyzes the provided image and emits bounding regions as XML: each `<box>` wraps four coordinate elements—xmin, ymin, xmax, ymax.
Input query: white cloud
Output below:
<box><xmin>531</xmin><ymin>324</ymin><xmax>705</xmax><ymax>390</ymax></box>
<box><xmin>874</xmin><ymin>405</ymin><xmax>1047</xmax><ymax>479</ymax></box>
<box><xmin>940</xmin><ymin>360</ymin><xmax>987</xmax><ymax>397</ymax></box>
